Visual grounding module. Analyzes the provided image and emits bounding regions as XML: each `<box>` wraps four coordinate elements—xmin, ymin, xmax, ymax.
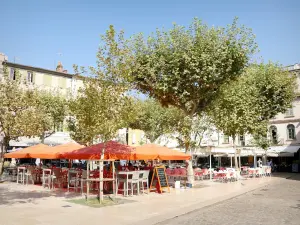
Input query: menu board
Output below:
<box><xmin>150</xmin><ymin>166</ymin><xmax>170</xmax><ymax>193</ymax></box>
<box><xmin>156</xmin><ymin>167</ymin><xmax>168</xmax><ymax>187</ymax></box>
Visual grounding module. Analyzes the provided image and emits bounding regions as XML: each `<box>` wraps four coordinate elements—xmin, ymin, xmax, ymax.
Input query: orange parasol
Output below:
<box><xmin>134</xmin><ymin>144</ymin><xmax>191</xmax><ymax>160</ymax></box>
<box><xmin>4</xmin><ymin>144</ymin><xmax>52</xmax><ymax>158</ymax></box>
<box><xmin>62</xmin><ymin>141</ymin><xmax>135</xmax><ymax>160</ymax></box>
<box><xmin>29</xmin><ymin>142</ymin><xmax>84</xmax><ymax>159</ymax></box>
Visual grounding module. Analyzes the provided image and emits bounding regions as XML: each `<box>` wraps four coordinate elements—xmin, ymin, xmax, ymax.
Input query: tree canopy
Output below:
<box><xmin>128</xmin><ymin>18</ymin><xmax>257</xmax><ymax>116</ymax></box>
<box><xmin>68</xmin><ymin>78</ymin><xmax>131</xmax><ymax>146</ymax></box>
<box><xmin>208</xmin><ymin>62</ymin><xmax>296</xmax><ymax>147</ymax></box>
<box><xmin>33</xmin><ymin>90</ymin><xmax>68</xmax><ymax>142</ymax></box>
<box><xmin>129</xmin><ymin>99</ymin><xmax>179</xmax><ymax>143</ymax></box>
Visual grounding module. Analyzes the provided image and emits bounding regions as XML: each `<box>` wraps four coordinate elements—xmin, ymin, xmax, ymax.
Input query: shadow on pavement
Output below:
<box><xmin>0</xmin><ymin>184</ymin><xmax>84</xmax><ymax>206</ymax></box>
<box><xmin>270</xmin><ymin>172</ymin><xmax>300</xmax><ymax>181</ymax></box>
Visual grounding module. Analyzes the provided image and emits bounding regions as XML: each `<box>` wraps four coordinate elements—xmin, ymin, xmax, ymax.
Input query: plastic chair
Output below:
<box><xmin>17</xmin><ymin>167</ymin><xmax>26</xmax><ymax>184</ymax></box>
<box><xmin>129</xmin><ymin>171</ymin><xmax>140</xmax><ymax>195</ymax></box>
<box><xmin>25</xmin><ymin>166</ymin><xmax>36</xmax><ymax>185</ymax></box>
<box><xmin>140</xmin><ymin>170</ymin><xmax>150</xmax><ymax>194</ymax></box>
<box><xmin>51</xmin><ymin>168</ymin><xmax>64</xmax><ymax>189</ymax></box>
<box><xmin>79</xmin><ymin>170</ymin><xmax>88</xmax><ymax>194</ymax></box>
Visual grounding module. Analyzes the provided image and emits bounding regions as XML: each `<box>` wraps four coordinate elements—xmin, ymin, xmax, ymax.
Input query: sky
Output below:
<box><xmin>1</xmin><ymin>0</ymin><xmax>300</xmax><ymax>73</ymax></box>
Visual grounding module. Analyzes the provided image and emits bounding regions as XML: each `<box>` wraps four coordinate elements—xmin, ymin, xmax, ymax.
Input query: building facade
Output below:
<box><xmin>0</xmin><ymin>53</ymin><xmax>84</xmax><ymax>98</ymax></box>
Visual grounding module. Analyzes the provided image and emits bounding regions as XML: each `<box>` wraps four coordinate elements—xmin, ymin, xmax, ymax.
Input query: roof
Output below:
<box><xmin>3</xmin><ymin>61</ymin><xmax>75</xmax><ymax>78</ymax></box>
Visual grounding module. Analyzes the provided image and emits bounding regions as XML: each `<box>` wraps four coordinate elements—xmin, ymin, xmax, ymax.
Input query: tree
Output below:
<box><xmin>129</xmin><ymin>99</ymin><xmax>179</xmax><ymax>143</ymax></box>
<box><xmin>69</xmin><ymin>25</ymin><xmax>134</xmax><ymax>202</ymax></box>
<box><xmin>0</xmin><ymin>67</ymin><xmax>40</xmax><ymax>174</ymax></box>
<box><xmin>68</xmin><ymin>78</ymin><xmax>131</xmax><ymax>202</ymax></box>
<box><xmin>122</xmin><ymin>18</ymin><xmax>256</xmax><ymax>183</ymax></box>
<box><xmin>68</xmin><ymin>79</ymin><xmax>130</xmax><ymax>145</ymax></box>
<box><xmin>208</xmin><ymin>62</ymin><xmax>296</xmax><ymax>170</ymax></box>
<box><xmin>172</xmin><ymin>114</ymin><xmax>214</xmax><ymax>154</ymax></box>
<box><xmin>129</xmin><ymin>18</ymin><xmax>256</xmax><ymax>117</ymax></box>
<box><xmin>33</xmin><ymin>90</ymin><xmax>68</xmax><ymax>143</ymax></box>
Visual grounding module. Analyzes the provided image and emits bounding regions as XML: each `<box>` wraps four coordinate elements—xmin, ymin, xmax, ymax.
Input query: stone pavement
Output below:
<box><xmin>158</xmin><ymin>174</ymin><xmax>300</xmax><ymax>225</ymax></box>
<box><xmin>0</xmin><ymin>175</ymin><xmax>288</xmax><ymax>225</ymax></box>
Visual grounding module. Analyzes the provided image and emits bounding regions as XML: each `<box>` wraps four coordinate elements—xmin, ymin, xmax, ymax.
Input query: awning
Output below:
<box><xmin>268</xmin><ymin>145</ymin><xmax>300</xmax><ymax>154</ymax></box>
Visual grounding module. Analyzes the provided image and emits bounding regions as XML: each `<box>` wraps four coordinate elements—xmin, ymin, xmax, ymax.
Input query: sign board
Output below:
<box><xmin>150</xmin><ymin>166</ymin><xmax>170</xmax><ymax>193</ymax></box>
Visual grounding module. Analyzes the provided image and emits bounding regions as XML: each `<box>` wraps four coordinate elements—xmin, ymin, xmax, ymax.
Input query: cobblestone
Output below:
<box><xmin>159</xmin><ymin>174</ymin><xmax>300</xmax><ymax>225</ymax></box>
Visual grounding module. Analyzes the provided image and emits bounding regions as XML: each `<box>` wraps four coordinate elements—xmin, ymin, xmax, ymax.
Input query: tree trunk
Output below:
<box><xmin>0</xmin><ymin>137</ymin><xmax>9</xmax><ymax>176</ymax></box>
<box><xmin>262</xmin><ymin>151</ymin><xmax>267</xmax><ymax>165</ymax></box>
<box><xmin>184</xmin><ymin>140</ymin><xmax>194</xmax><ymax>186</ymax></box>
<box><xmin>99</xmin><ymin>142</ymin><xmax>106</xmax><ymax>203</ymax></box>
<box><xmin>0</xmin><ymin>145</ymin><xmax>5</xmax><ymax>176</ymax></box>
<box><xmin>232</xmin><ymin>136</ymin><xmax>240</xmax><ymax>180</ymax></box>
<box><xmin>232</xmin><ymin>136</ymin><xmax>238</xmax><ymax>170</ymax></box>
<box><xmin>40</xmin><ymin>134</ymin><xmax>45</xmax><ymax>144</ymax></box>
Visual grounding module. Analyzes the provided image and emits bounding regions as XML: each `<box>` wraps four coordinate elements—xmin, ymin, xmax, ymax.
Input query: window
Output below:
<box><xmin>27</xmin><ymin>71</ymin><xmax>33</xmax><ymax>83</ymax></box>
<box><xmin>223</xmin><ymin>135</ymin><xmax>229</xmax><ymax>144</ymax></box>
<box><xmin>285</xmin><ymin>108</ymin><xmax>294</xmax><ymax>117</ymax></box>
<box><xmin>269</xmin><ymin>125</ymin><xmax>278</xmax><ymax>144</ymax></box>
<box><xmin>287</xmin><ymin>124</ymin><xmax>296</xmax><ymax>140</ymax></box>
<box><xmin>10</xmin><ymin>68</ymin><xmax>16</xmax><ymax>80</ymax></box>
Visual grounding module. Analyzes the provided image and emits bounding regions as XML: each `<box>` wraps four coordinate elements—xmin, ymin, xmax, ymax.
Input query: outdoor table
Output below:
<box><xmin>42</xmin><ymin>168</ymin><xmax>52</xmax><ymax>188</ymax></box>
<box><xmin>117</xmin><ymin>171</ymin><xmax>134</xmax><ymax>196</ymax></box>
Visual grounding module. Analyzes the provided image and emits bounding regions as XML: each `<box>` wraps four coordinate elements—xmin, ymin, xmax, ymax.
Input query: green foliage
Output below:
<box><xmin>208</xmin><ymin>62</ymin><xmax>296</xmax><ymax>139</ymax></box>
<box><xmin>250</xmin><ymin>133</ymin><xmax>272</xmax><ymax>151</ymax></box>
<box><xmin>0</xmin><ymin>66</ymin><xmax>69</xmax><ymax>147</ymax></box>
<box><xmin>128</xmin><ymin>17</ymin><xmax>257</xmax><ymax>116</ymax></box>
<box><xmin>0</xmin><ymin>67</ymin><xmax>38</xmax><ymax>146</ymax></box>
<box><xmin>129</xmin><ymin>99</ymin><xmax>179</xmax><ymax>143</ymax></box>
<box><xmin>68</xmin><ymin>78</ymin><xmax>131</xmax><ymax>146</ymax></box>
<box><xmin>33</xmin><ymin>90</ymin><xmax>68</xmax><ymax>140</ymax></box>
<box><xmin>170</xmin><ymin>113</ymin><xmax>214</xmax><ymax>152</ymax></box>
<box><xmin>69</xmin><ymin>25</ymin><xmax>135</xmax><ymax>147</ymax></box>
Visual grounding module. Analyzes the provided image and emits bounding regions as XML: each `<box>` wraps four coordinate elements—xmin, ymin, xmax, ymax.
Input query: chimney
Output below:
<box><xmin>56</xmin><ymin>61</ymin><xmax>63</xmax><ymax>72</ymax></box>
<box><xmin>63</xmin><ymin>70</ymin><xmax>68</xmax><ymax>73</ymax></box>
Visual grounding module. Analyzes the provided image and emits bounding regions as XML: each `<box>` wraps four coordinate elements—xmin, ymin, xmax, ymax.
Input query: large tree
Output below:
<box><xmin>68</xmin><ymin>78</ymin><xmax>130</xmax><ymax>146</ymax></box>
<box><xmin>121</xmin><ymin>18</ymin><xmax>256</xmax><ymax>184</ymax></box>
<box><xmin>68</xmin><ymin>78</ymin><xmax>131</xmax><ymax>202</ymax></box>
<box><xmin>208</xmin><ymin>62</ymin><xmax>296</xmax><ymax>170</ymax></box>
<box><xmin>0</xmin><ymin>68</ymin><xmax>40</xmax><ymax>173</ymax></box>
<box><xmin>69</xmin><ymin>25</ymin><xmax>134</xmax><ymax>202</ymax></box>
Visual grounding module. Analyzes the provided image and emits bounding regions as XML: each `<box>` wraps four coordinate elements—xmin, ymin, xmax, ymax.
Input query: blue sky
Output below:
<box><xmin>1</xmin><ymin>0</ymin><xmax>299</xmax><ymax>73</ymax></box>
